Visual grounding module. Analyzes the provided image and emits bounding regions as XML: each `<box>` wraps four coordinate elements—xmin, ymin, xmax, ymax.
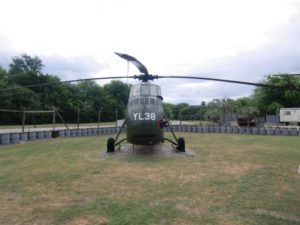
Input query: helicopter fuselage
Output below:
<box><xmin>126</xmin><ymin>83</ymin><xmax>164</xmax><ymax>145</ymax></box>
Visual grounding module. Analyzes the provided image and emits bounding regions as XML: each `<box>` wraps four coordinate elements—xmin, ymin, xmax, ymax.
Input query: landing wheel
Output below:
<box><xmin>107</xmin><ymin>137</ymin><xmax>115</xmax><ymax>153</ymax></box>
<box><xmin>177</xmin><ymin>137</ymin><xmax>185</xmax><ymax>152</ymax></box>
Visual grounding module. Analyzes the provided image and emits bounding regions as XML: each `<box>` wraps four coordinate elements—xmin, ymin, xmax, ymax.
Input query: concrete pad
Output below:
<box><xmin>100</xmin><ymin>144</ymin><xmax>196</xmax><ymax>159</ymax></box>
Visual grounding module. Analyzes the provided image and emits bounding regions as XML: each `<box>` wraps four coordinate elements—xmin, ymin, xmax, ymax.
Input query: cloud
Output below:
<box><xmin>157</xmin><ymin>13</ymin><xmax>300</xmax><ymax>104</ymax></box>
<box><xmin>157</xmin><ymin>78</ymin><xmax>254</xmax><ymax>105</ymax></box>
<box><xmin>0</xmin><ymin>40</ymin><xmax>108</xmax><ymax>80</ymax></box>
<box><xmin>1</xmin><ymin>1</ymin><xmax>300</xmax><ymax>105</ymax></box>
<box><xmin>0</xmin><ymin>35</ymin><xmax>16</xmax><ymax>69</ymax></box>
<box><xmin>204</xmin><ymin>13</ymin><xmax>300</xmax><ymax>76</ymax></box>
<box><xmin>42</xmin><ymin>55</ymin><xmax>109</xmax><ymax>80</ymax></box>
<box><xmin>0</xmin><ymin>53</ymin><xmax>10</xmax><ymax>70</ymax></box>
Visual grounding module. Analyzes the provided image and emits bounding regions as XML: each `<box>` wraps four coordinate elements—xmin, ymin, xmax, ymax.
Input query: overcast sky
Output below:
<box><xmin>1</xmin><ymin>0</ymin><xmax>300</xmax><ymax>104</ymax></box>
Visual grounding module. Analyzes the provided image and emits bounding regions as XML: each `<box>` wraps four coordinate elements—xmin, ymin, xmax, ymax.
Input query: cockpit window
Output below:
<box><xmin>133</xmin><ymin>85</ymin><xmax>140</xmax><ymax>96</ymax></box>
<box><xmin>156</xmin><ymin>97</ymin><xmax>162</xmax><ymax>105</ymax></box>
<box><xmin>150</xmin><ymin>85</ymin><xmax>157</xmax><ymax>95</ymax></box>
<box><xmin>130</xmin><ymin>84</ymin><xmax>161</xmax><ymax>97</ymax></box>
<box><xmin>141</xmin><ymin>85</ymin><xmax>149</xmax><ymax>95</ymax></box>
<box><xmin>150</xmin><ymin>98</ymin><xmax>155</xmax><ymax>104</ymax></box>
<box><xmin>157</xmin><ymin>88</ymin><xmax>161</xmax><ymax>96</ymax></box>
<box><xmin>140</xmin><ymin>98</ymin><xmax>145</xmax><ymax>104</ymax></box>
<box><xmin>129</xmin><ymin>97</ymin><xmax>160</xmax><ymax>105</ymax></box>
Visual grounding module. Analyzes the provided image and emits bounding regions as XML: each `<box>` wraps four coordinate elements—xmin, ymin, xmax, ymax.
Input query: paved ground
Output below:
<box><xmin>100</xmin><ymin>144</ymin><xmax>196</xmax><ymax>159</ymax></box>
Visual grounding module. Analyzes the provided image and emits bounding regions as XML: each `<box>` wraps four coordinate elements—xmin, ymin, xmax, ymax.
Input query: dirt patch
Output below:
<box><xmin>80</xmin><ymin>152</ymin><xmax>99</xmax><ymax>162</ymax></box>
<box><xmin>255</xmin><ymin>208</ymin><xmax>300</xmax><ymax>223</ymax></box>
<box><xmin>170</xmin><ymin>218</ymin><xmax>198</xmax><ymax>225</ymax></box>
<box><xmin>0</xmin><ymin>192</ymin><xmax>34</xmax><ymax>225</ymax></box>
<box><xmin>175</xmin><ymin>203</ymin><xmax>206</xmax><ymax>216</ymax></box>
<box><xmin>115</xmin><ymin>165</ymin><xmax>168</xmax><ymax>182</ymax></box>
<box><xmin>213</xmin><ymin>162</ymin><xmax>262</xmax><ymax>176</ymax></box>
<box><xmin>24</xmin><ymin>183</ymin><xmax>74</xmax><ymax>209</ymax></box>
<box><xmin>67</xmin><ymin>215</ymin><xmax>108</xmax><ymax>225</ymax></box>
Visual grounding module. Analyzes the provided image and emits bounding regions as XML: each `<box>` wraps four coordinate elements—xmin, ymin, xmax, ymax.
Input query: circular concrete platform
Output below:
<box><xmin>100</xmin><ymin>144</ymin><xmax>196</xmax><ymax>159</ymax></box>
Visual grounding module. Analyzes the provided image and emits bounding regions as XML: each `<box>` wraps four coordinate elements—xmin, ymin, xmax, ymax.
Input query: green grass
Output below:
<box><xmin>0</xmin><ymin>133</ymin><xmax>300</xmax><ymax>225</ymax></box>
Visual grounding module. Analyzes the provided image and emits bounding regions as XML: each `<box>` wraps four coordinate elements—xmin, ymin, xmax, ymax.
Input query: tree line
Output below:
<box><xmin>0</xmin><ymin>54</ymin><xmax>130</xmax><ymax>125</ymax></box>
<box><xmin>163</xmin><ymin>75</ymin><xmax>300</xmax><ymax>122</ymax></box>
<box><xmin>1</xmin><ymin>54</ymin><xmax>300</xmax><ymax>125</ymax></box>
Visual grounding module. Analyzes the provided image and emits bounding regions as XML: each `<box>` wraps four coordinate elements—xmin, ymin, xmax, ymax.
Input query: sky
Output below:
<box><xmin>1</xmin><ymin>0</ymin><xmax>300</xmax><ymax>104</ymax></box>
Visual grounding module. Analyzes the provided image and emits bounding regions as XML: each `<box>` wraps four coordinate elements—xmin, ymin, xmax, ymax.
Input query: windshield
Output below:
<box><xmin>130</xmin><ymin>83</ymin><xmax>161</xmax><ymax>97</ymax></box>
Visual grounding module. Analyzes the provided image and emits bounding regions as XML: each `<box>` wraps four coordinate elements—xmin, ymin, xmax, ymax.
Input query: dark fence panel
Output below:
<box><xmin>2</xmin><ymin>125</ymin><xmax>300</xmax><ymax>145</ymax></box>
<box><xmin>11</xmin><ymin>133</ymin><xmax>20</xmax><ymax>144</ymax></box>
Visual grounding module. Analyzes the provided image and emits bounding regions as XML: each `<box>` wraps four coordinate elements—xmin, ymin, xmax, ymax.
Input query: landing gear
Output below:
<box><xmin>107</xmin><ymin>137</ymin><xmax>115</xmax><ymax>153</ymax></box>
<box><xmin>106</xmin><ymin>120</ymin><xmax>127</xmax><ymax>153</ymax></box>
<box><xmin>176</xmin><ymin>137</ymin><xmax>185</xmax><ymax>152</ymax></box>
<box><xmin>162</xmin><ymin>116</ymin><xmax>186</xmax><ymax>152</ymax></box>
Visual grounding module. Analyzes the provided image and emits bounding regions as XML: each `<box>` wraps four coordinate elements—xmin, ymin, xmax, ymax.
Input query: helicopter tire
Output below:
<box><xmin>107</xmin><ymin>137</ymin><xmax>115</xmax><ymax>153</ymax></box>
<box><xmin>177</xmin><ymin>137</ymin><xmax>185</xmax><ymax>152</ymax></box>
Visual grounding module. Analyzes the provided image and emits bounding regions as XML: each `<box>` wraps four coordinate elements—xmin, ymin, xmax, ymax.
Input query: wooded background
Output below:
<box><xmin>1</xmin><ymin>54</ymin><xmax>300</xmax><ymax>125</ymax></box>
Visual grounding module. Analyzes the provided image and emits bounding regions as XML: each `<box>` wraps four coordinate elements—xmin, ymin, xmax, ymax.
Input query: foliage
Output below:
<box><xmin>254</xmin><ymin>75</ymin><xmax>300</xmax><ymax>114</ymax></box>
<box><xmin>104</xmin><ymin>80</ymin><xmax>130</xmax><ymax>107</ymax></box>
<box><xmin>0</xmin><ymin>55</ymin><xmax>130</xmax><ymax>125</ymax></box>
<box><xmin>172</xmin><ymin>103</ymin><xmax>189</xmax><ymax>119</ymax></box>
<box><xmin>162</xmin><ymin>103</ymin><xmax>173</xmax><ymax>119</ymax></box>
<box><xmin>204</xmin><ymin>99</ymin><xmax>222</xmax><ymax>122</ymax></box>
<box><xmin>9</xmin><ymin>54</ymin><xmax>44</xmax><ymax>74</ymax></box>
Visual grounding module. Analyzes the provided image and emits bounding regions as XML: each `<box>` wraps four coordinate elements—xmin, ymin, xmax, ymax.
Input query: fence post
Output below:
<box><xmin>98</xmin><ymin>108</ymin><xmax>102</xmax><ymax>128</ymax></box>
<box><xmin>22</xmin><ymin>108</ymin><xmax>26</xmax><ymax>133</ymax></box>
<box><xmin>52</xmin><ymin>106</ymin><xmax>56</xmax><ymax>131</ymax></box>
<box><xmin>115</xmin><ymin>109</ymin><xmax>118</xmax><ymax>127</ymax></box>
<box><xmin>77</xmin><ymin>108</ymin><xmax>80</xmax><ymax>129</ymax></box>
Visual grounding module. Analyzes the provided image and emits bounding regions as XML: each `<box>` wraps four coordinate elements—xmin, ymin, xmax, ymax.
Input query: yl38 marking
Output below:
<box><xmin>133</xmin><ymin>113</ymin><xmax>156</xmax><ymax>121</ymax></box>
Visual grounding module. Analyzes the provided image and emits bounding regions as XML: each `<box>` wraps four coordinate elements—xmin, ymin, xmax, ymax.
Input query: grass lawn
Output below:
<box><xmin>0</xmin><ymin>133</ymin><xmax>300</xmax><ymax>225</ymax></box>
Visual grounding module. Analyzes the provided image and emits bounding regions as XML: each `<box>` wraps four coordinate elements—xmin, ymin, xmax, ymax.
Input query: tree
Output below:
<box><xmin>172</xmin><ymin>103</ymin><xmax>189</xmax><ymax>120</ymax></box>
<box><xmin>7</xmin><ymin>55</ymin><xmax>47</xmax><ymax>95</ymax></box>
<box><xmin>163</xmin><ymin>103</ymin><xmax>174</xmax><ymax>119</ymax></box>
<box><xmin>9</xmin><ymin>54</ymin><xmax>44</xmax><ymax>74</ymax></box>
<box><xmin>104</xmin><ymin>81</ymin><xmax>130</xmax><ymax>107</ymax></box>
<box><xmin>8</xmin><ymin>87</ymin><xmax>41</xmax><ymax>109</ymax></box>
<box><xmin>266</xmin><ymin>102</ymin><xmax>283</xmax><ymax>114</ymax></box>
<box><xmin>254</xmin><ymin>75</ymin><xmax>300</xmax><ymax>114</ymax></box>
<box><xmin>204</xmin><ymin>99</ymin><xmax>222</xmax><ymax>122</ymax></box>
<box><xmin>0</xmin><ymin>66</ymin><xmax>7</xmax><ymax>87</ymax></box>
<box><xmin>0</xmin><ymin>66</ymin><xmax>10</xmax><ymax>109</ymax></box>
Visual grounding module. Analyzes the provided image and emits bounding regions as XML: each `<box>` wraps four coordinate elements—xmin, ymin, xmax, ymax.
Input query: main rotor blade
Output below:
<box><xmin>157</xmin><ymin>75</ymin><xmax>300</xmax><ymax>90</ymax></box>
<box><xmin>115</xmin><ymin>52</ymin><xmax>148</xmax><ymax>75</ymax></box>
<box><xmin>0</xmin><ymin>76</ymin><xmax>135</xmax><ymax>91</ymax></box>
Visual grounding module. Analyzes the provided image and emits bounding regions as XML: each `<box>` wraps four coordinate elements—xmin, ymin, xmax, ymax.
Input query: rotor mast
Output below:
<box><xmin>115</xmin><ymin>52</ymin><xmax>158</xmax><ymax>82</ymax></box>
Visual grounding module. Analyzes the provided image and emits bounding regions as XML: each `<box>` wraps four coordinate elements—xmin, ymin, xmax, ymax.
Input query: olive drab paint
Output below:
<box><xmin>126</xmin><ymin>83</ymin><xmax>164</xmax><ymax>145</ymax></box>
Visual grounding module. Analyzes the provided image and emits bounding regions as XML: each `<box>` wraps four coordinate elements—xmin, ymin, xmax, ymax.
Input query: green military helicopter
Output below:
<box><xmin>107</xmin><ymin>53</ymin><xmax>185</xmax><ymax>153</ymax></box>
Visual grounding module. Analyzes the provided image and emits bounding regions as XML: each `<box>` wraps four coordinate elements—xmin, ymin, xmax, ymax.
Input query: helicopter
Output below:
<box><xmin>106</xmin><ymin>53</ymin><xmax>185</xmax><ymax>153</ymax></box>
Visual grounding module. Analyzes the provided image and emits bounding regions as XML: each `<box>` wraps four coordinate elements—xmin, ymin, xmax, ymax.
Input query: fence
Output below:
<box><xmin>266</xmin><ymin>114</ymin><xmax>279</xmax><ymax>125</ymax></box>
<box><xmin>1</xmin><ymin>125</ymin><xmax>299</xmax><ymax>145</ymax></box>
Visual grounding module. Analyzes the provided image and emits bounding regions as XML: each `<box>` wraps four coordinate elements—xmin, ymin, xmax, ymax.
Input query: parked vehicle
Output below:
<box><xmin>237</xmin><ymin>117</ymin><xmax>256</xmax><ymax>127</ymax></box>
<box><xmin>280</xmin><ymin>108</ymin><xmax>300</xmax><ymax>126</ymax></box>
